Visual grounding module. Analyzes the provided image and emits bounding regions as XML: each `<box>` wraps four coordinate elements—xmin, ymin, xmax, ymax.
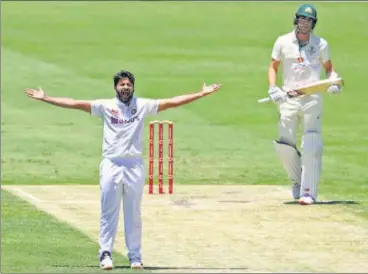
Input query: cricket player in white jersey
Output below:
<box><xmin>24</xmin><ymin>70</ymin><xmax>222</xmax><ymax>270</ymax></box>
<box><xmin>267</xmin><ymin>4</ymin><xmax>343</xmax><ymax>205</ymax></box>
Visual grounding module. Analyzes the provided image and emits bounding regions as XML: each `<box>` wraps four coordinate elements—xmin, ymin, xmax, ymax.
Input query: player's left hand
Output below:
<box><xmin>201</xmin><ymin>82</ymin><xmax>222</xmax><ymax>96</ymax></box>
<box><xmin>327</xmin><ymin>84</ymin><xmax>341</xmax><ymax>94</ymax></box>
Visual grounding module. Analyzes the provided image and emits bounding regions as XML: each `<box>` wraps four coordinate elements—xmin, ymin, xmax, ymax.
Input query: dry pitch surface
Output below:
<box><xmin>4</xmin><ymin>185</ymin><xmax>367</xmax><ymax>273</ymax></box>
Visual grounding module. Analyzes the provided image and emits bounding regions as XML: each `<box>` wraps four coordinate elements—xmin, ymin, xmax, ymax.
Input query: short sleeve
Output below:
<box><xmin>90</xmin><ymin>100</ymin><xmax>105</xmax><ymax>117</ymax></box>
<box><xmin>271</xmin><ymin>37</ymin><xmax>282</xmax><ymax>61</ymax></box>
<box><xmin>319</xmin><ymin>39</ymin><xmax>330</xmax><ymax>63</ymax></box>
<box><xmin>141</xmin><ymin>99</ymin><xmax>159</xmax><ymax>117</ymax></box>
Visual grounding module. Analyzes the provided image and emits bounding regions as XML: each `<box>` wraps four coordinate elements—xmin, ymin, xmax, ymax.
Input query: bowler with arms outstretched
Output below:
<box><xmin>24</xmin><ymin>70</ymin><xmax>221</xmax><ymax>270</ymax></box>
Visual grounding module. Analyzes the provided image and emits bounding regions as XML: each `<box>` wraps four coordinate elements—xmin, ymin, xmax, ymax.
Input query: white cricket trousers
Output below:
<box><xmin>278</xmin><ymin>94</ymin><xmax>323</xmax><ymax>146</ymax></box>
<box><xmin>98</xmin><ymin>157</ymin><xmax>145</xmax><ymax>263</ymax></box>
<box><xmin>278</xmin><ymin>94</ymin><xmax>324</xmax><ymax>199</ymax></box>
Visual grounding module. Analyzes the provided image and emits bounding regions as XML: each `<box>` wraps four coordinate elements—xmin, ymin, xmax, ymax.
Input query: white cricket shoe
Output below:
<box><xmin>131</xmin><ymin>261</ymin><xmax>144</xmax><ymax>270</ymax></box>
<box><xmin>100</xmin><ymin>251</ymin><xmax>113</xmax><ymax>270</ymax></box>
<box><xmin>299</xmin><ymin>194</ymin><xmax>315</xmax><ymax>205</ymax></box>
<box><xmin>292</xmin><ymin>183</ymin><xmax>301</xmax><ymax>199</ymax></box>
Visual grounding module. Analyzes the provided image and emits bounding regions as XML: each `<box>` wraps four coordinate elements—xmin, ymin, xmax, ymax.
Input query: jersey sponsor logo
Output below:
<box><xmin>111</xmin><ymin>115</ymin><xmax>140</xmax><ymax>125</ymax></box>
<box><xmin>291</xmin><ymin>62</ymin><xmax>307</xmax><ymax>72</ymax></box>
<box><xmin>131</xmin><ymin>108</ymin><xmax>137</xmax><ymax>115</ymax></box>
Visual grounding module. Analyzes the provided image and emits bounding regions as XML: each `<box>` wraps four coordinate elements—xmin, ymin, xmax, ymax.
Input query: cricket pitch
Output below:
<box><xmin>3</xmin><ymin>185</ymin><xmax>368</xmax><ymax>273</ymax></box>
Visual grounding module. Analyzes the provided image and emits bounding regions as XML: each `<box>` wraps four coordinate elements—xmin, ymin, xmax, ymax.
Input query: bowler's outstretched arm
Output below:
<box><xmin>24</xmin><ymin>87</ymin><xmax>92</xmax><ymax>113</ymax></box>
<box><xmin>158</xmin><ymin>83</ymin><xmax>221</xmax><ymax>112</ymax></box>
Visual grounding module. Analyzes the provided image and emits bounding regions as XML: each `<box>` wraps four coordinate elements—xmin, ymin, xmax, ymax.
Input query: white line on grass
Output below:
<box><xmin>12</xmin><ymin>188</ymin><xmax>42</xmax><ymax>203</ymax></box>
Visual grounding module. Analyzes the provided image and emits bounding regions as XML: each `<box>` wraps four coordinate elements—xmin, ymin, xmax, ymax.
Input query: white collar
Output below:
<box><xmin>291</xmin><ymin>29</ymin><xmax>314</xmax><ymax>45</ymax></box>
<box><xmin>115</xmin><ymin>96</ymin><xmax>136</xmax><ymax>108</ymax></box>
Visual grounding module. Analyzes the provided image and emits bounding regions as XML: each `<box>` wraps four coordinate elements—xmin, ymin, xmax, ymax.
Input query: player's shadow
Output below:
<box><xmin>79</xmin><ymin>265</ymin><xmax>248</xmax><ymax>271</ymax></box>
<box><xmin>114</xmin><ymin>265</ymin><xmax>249</xmax><ymax>271</ymax></box>
<box><xmin>284</xmin><ymin>200</ymin><xmax>360</xmax><ymax>205</ymax></box>
<box><xmin>217</xmin><ymin>200</ymin><xmax>250</xmax><ymax>204</ymax></box>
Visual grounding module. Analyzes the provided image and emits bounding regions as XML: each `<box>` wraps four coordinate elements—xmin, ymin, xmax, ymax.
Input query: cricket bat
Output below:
<box><xmin>257</xmin><ymin>77</ymin><xmax>344</xmax><ymax>104</ymax></box>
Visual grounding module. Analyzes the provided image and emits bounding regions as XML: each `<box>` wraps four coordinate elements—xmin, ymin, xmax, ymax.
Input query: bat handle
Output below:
<box><xmin>257</xmin><ymin>97</ymin><xmax>271</xmax><ymax>103</ymax></box>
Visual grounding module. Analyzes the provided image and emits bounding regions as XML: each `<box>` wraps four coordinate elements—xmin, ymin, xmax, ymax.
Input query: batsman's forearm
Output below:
<box><xmin>326</xmin><ymin>69</ymin><xmax>339</xmax><ymax>79</ymax></box>
<box><xmin>41</xmin><ymin>96</ymin><xmax>80</xmax><ymax>109</ymax></box>
<box><xmin>268</xmin><ymin>67</ymin><xmax>278</xmax><ymax>86</ymax></box>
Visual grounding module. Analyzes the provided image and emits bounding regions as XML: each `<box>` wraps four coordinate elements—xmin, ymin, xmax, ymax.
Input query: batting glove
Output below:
<box><xmin>268</xmin><ymin>85</ymin><xmax>287</xmax><ymax>103</ymax></box>
<box><xmin>327</xmin><ymin>84</ymin><xmax>341</xmax><ymax>94</ymax></box>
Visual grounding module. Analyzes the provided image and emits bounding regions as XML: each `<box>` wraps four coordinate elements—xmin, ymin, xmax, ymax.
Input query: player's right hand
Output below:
<box><xmin>327</xmin><ymin>84</ymin><xmax>341</xmax><ymax>94</ymax></box>
<box><xmin>268</xmin><ymin>85</ymin><xmax>286</xmax><ymax>103</ymax></box>
<box><xmin>24</xmin><ymin>87</ymin><xmax>46</xmax><ymax>100</ymax></box>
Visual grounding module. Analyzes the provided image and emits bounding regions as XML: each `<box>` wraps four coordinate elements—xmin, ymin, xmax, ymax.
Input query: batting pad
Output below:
<box><xmin>301</xmin><ymin>132</ymin><xmax>323</xmax><ymax>200</ymax></box>
<box><xmin>273</xmin><ymin>140</ymin><xmax>302</xmax><ymax>185</ymax></box>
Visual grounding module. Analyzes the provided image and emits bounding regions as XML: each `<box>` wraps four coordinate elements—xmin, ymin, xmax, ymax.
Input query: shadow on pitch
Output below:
<box><xmin>77</xmin><ymin>265</ymin><xmax>248</xmax><ymax>270</ymax></box>
<box><xmin>217</xmin><ymin>200</ymin><xmax>250</xmax><ymax>204</ymax></box>
<box><xmin>284</xmin><ymin>200</ymin><xmax>360</xmax><ymax>205</ymax></box>
<box><xmin>118</xmin><ymin>266</ymin><xmax>248</xmax><ymax>270</ymax></box>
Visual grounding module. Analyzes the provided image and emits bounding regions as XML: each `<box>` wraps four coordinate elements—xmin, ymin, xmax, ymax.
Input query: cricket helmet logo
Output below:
<box><xmin>305</xmin><ymin>7</ymin><xmax>312</xmax><ymax>14</ymax></box>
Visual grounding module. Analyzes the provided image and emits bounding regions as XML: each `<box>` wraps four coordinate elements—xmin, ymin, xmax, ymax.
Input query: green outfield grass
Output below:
<box><xmin>2</xmin><ymin>1</ymin><xmax>368</xmax><ymax>273</ymax></box>
<box><xmin>1</xmin><ymin>190</ymin><xmax>135</xmax><ymax>273</ymax></box>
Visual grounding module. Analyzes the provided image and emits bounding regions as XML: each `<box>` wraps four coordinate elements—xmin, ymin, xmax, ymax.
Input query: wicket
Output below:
<box><xmin>148</xmin><ymin>120</ymin><xmax>174</xmax><ymax>194</ymax></box>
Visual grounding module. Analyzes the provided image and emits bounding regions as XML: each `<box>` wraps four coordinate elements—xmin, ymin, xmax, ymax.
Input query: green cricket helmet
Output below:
<box><xmin>294</xmin><ymin>4</ymin><xmax>318</xmax><ymax>29</ymax></box>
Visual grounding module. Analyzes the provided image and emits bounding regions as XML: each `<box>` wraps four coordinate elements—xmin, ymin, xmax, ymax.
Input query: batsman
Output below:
<box><xmin>267</xmin><ymin>4</ymin><xmax>343</xmax><ymax>205</ymax></box>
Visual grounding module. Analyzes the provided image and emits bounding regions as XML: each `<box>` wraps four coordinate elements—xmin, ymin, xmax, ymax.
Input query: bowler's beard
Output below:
<box><xmin>116</xmin><ymin>89</ymin><xmax>134</xmax><ymax>104</ymax></box>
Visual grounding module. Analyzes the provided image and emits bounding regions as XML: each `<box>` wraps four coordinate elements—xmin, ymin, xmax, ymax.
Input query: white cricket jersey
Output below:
<box><xmin>91</xmin><ymin>96</ymin><xmax>159</xmax><ymax>160</ymax></box>
<box><xmin>271</xmin><ymin>30</ymin><xmax>330</xmax><ymax>91</ymax></box>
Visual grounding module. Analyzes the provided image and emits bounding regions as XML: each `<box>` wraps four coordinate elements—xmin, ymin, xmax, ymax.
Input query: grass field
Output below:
<box><xmin>1</xmin><ymin>1</ymin><xmax>368</xmax><ymax>273</ymax></box>
<box><xmin>1</xmin><ymin>190</ymin><xmax>133</xmax><ymax>273</ymax></box>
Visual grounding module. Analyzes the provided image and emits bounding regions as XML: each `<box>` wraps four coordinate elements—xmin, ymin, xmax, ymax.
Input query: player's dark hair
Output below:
<box><xmin>113</xmin><ymin>70</ymin><xmax>135</xmax><ymax>87</ymax></box>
